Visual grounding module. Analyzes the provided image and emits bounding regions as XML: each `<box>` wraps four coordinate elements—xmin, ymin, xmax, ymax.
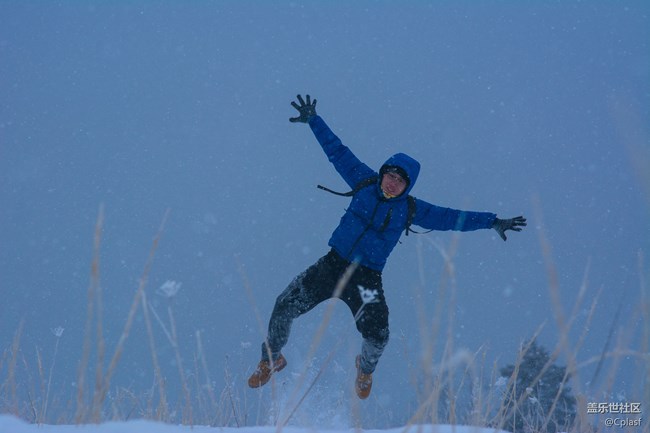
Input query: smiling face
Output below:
<box><xmin>381</xmin><ymin>171</ymin><xmax>408</xmax><ymax>198</ymax></box>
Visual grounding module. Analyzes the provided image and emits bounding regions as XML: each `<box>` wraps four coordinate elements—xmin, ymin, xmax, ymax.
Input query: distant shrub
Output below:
<box><xmin>499</xmin><ymin>339</ymin><xmax>576</xmax><ymax>433</ymax></box>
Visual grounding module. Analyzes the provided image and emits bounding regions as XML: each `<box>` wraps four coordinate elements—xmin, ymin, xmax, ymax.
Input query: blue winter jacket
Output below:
<box><xmin>309</xmin><ymin>115</ymin><xmax>497</xmax><ymax>272</ymax></box>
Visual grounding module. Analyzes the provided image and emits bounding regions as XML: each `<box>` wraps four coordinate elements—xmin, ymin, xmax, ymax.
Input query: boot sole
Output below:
<box><xmin>355</xmin><ymin>355</ymin><xmax>372</xmax><ymax>399</ymax></box>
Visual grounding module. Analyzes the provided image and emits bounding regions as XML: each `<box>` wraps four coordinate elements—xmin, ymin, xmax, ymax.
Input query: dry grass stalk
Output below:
<box><xmin>497</xmin><ymin>341</ymin><xmax>528</xmax><ymax>431</ymax></box>
<box><xmin>475</xmin><ymin>357</ymin><xmax>500</xmax><ymax>427</ymax></box>
<box><xmin>0</xmin><ymin>347</ymin><xmax>7</xmax><ymax>387</ymax></box>
<box><xmin>93</xmin><ymin>220</ymin><xmax>106</xmax><ymax>423</ymax></box>
<box><xmin>36</xmin><ymin>346</ymin><xmax>44</xmax><ymax>422</ymax></box>
<box><xmin>537</xmin><ymin>259</ymin><xmax>594</xmax><ymax>431</ymax></box>
<box><xmin>75</xmin><ymin>205</ymin><xmax>104</xmax><ymax>423</ymax></box>
<box><xmin>140</xmin><ymin>290</ymin><xmax>168</xmax><ymax>420</ymax></box>
<box><xmin>166</xmin><ymin>299</ymin><xmax>193</xmax><ymax>425</ymax></box>
<box><xmin>412</xmin><ymin>237</ymin><xmax>434</xmax><ymax>398</ymax></box>
<box><xmin>420</xmin><ymin>235</ymin><xmax>460</xmax><ymax>425</ymax></box>
<box><xmin>5</xmin><ymin>319</ymin><xmax>25</xmax><ymax>416</ymax></box>
<box><xmin>20</xmin><ymin>353</ymin><xmax>38</xmax><ymax>422</ymax></box>
<box><xmin>40</xmin><ymin>327</ymin><xmax>64</xmax><ymax>423</ymax></box>
<box><xmin>92</xmin><ymin>209</ymin><xmax>170</xmax><ymax>422</ymax></box>
<box><xmin>191</xmin><ymin>355</ymin><xmax>204</xmax><ymax>422</ymax></box>
<box><xmin>223</xmin><ymin>355</ymin><xmax>243</xmax><ymax>427</ymax></box>
<box><xmin>195</xmin><ymin>330</ymin><xmax>218</xmax><ymax>424</ymax></box>
<box><xmin>236</xmin><ymin>255</ymin><xmax>284</xmax><ymax>413</ymax></box>
<box><xmin>147</xmin><ymin>283</ymin><xmax>192</xmax><ymax>424</ymax></box>
<box><xmin>558</xmin><ymin>286</ymin><xmax>602</xmax><ymax>433</ymax></box>
<box><xmin>491</xmin><ymin>323</ymin><xmax>545</xmax><ymax>429</ymax></box>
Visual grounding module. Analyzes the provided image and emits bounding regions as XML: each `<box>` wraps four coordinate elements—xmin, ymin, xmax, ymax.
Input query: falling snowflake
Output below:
<box><xmin>157</xmin><ymin>280</ymin><xmax>182</xmax><ymax>298</ymax></box>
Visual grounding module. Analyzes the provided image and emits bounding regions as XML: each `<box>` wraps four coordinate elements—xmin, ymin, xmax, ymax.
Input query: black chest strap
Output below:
<box><xmin>317</xmin><ymin>176</ymin><xmax>379</xmax><ymax>197</ymax></box>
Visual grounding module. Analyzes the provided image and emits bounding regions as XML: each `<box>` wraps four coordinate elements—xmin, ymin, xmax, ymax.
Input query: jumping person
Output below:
<box><xmin>248</xmin><ymin>95</ymin><xmax>526</xmax><ymax>399</ymax></box>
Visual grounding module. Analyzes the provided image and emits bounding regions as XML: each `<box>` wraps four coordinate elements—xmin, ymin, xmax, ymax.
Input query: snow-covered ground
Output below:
<box><xmin>0</xmin><ymin>415</ymin><xmax>512</xmax><ymax>433</ymax></box>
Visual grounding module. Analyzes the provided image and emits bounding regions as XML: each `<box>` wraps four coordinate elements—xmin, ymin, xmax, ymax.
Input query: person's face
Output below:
<box><xmin>381</xmin><ymin>171</ymin><xmax>407</xmax><ymax>197</ymax></box>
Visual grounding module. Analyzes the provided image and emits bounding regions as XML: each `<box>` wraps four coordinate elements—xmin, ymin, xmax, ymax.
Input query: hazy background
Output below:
<box><xmin>1</xmin><ymin>1</ymin><xmax>649</xmax><ymax>428</ymax></box>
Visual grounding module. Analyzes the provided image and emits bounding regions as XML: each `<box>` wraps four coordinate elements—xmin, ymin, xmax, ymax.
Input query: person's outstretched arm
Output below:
<box><xmin>412</xmin><ymin>198</ymin><xmax>526</xmax><ymax>241</ymax></box>
<box><xmin>289</xmin><ymin>94</ymin><xmax>375</xmax><ymax>188</ymax></box>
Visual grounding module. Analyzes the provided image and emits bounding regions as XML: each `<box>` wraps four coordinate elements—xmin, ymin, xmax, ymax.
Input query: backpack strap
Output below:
<box><xmin>404</xmin><ymin>195</ymin><xmax>432</xmax><ymax>236</ymax></box>
<box><xmin>318</xmin><ymin>177</ymin><xmax>431</xmax><ymax>236</ymax></box>
<box><xmin>317</xmin><ymin>176</ymin><xmax>379</xmax><ymax>197</ymax></box>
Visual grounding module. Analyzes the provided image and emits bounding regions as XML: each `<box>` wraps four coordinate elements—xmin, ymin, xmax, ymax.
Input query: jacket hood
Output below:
<box><xmin>380</xmin><ymin>153</ymin><xmax>420</xmax><ymax>196</ymax></box>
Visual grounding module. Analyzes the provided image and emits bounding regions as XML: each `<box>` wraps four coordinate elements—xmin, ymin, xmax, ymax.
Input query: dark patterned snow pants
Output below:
<box><xmin>261</xmin><ymin>249</ymin><xmax>389</xmax><ymax>374</ymax></box>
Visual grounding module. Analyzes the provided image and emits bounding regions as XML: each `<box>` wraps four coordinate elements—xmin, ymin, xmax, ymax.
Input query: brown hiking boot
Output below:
<box><xmin>247</xmin><ymin>354</ymin><xmax>287</xmax><ymax>388</ymax></box>
<box><xmin>355</xmin><ymin>355</ymin><xmax>372</xmax><ymax>399</ymax></box>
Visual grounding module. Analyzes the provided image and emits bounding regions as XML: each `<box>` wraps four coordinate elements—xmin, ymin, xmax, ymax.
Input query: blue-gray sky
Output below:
<box><xmin>1</xmin><ymin>1</ymin><xmax>649</xmax><ymax>428</ymax></box>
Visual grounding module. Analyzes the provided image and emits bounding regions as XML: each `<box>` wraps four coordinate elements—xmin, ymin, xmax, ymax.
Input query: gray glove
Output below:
<box><xmin>289</xmin><ymin>94</ymin><xmax>317</xmax><ymax>123</ymax></box>
<box><xmin>492</xmin><ymin>216</ymin><xmax>527</xmax><ymax>241</ymax></box>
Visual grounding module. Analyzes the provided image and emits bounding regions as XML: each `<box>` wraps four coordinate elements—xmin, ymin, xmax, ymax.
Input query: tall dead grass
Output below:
<box><xmin>1</xmin><ymin>206</ymin><xmax>647</xmax><ymax>433</ymax></box>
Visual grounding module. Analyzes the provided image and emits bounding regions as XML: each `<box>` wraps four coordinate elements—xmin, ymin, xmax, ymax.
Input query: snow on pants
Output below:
<box><xmin>262</xmin><ymin>249</ymin><xmax>389</xmax><ymax>374</ymax></box>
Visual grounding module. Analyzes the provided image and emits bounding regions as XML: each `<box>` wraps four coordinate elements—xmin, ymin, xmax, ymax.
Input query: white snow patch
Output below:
<box><xmin>0</xmin><ymin>415</ymin><xmax>512</xmax><ymax>433</ymax></box>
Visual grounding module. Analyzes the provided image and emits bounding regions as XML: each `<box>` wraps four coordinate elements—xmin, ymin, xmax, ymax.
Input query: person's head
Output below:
<box><xmin>380</xmin><ymin>166</ymin><xmax>409</xmax><ymax>198</ymax></box>
<box><xmin>379</xmin><ymin>153</ymin><xmax>421</xmax><ymax>199</ymax></box>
